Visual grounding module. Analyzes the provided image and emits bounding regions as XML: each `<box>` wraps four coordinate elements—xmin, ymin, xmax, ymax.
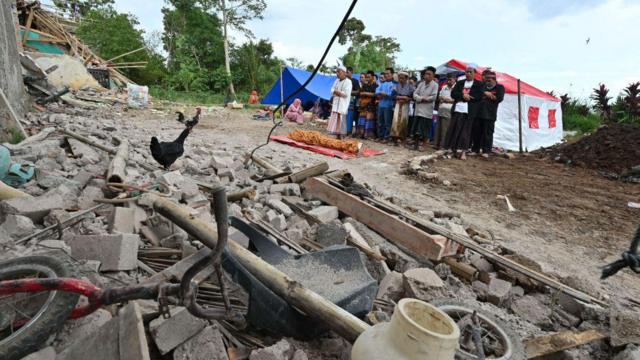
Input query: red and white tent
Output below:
<box><xmin>436</xmin><ymin>59</ymin><xmax>562</xmax><ymax>151</ymax></box>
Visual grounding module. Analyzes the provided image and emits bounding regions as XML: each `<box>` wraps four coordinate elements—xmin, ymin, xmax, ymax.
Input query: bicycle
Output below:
<box><xmin>0</xmin><ymin>184</ymin><xmax>236</xmax><ymax>360</ymax></box>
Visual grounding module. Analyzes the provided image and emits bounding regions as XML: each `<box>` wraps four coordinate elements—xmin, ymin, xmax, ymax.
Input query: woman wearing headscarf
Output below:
<box><xmin>444</xmin><ymin>63</ymin><xmax>485</xmax><ymax>160</ymax></box>
<box><xmin>355</xmin><ymin>71</ymin><xmax>378</xmax><ymax>139</ymax></box>
<box><xmin>327</xmin><ymin>66</ymin><xmax>353</xmax><ymax>139</ymax></box>
<box><xmin>285</xmin><ymin>98</ymin><xmax>304</xmax><ymax>124</ymax></box>
<box><xmin>389</xmin><ymin>71</ymin><xmax>415</xmax><ymax>146</ymax></box>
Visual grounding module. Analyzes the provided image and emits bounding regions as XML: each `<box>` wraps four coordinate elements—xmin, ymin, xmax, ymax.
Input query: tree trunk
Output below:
<box><xmin>222</xmin><ymin>0</ymin><xmax>236</xmax><ymax>100</ymax></box>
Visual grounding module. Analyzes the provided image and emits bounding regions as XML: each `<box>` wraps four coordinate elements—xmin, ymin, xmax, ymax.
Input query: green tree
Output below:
<box><xmin>286</xmin><ymin>57</ymin><xmax>304</xmax><ymax>69</ymax></box>
<box><xmin>76</xmin><ymin>8</ymin><xmax>166</xmax><ymax>85</ymax></box>
<box><xmin>591</xmin><ymin>83</ymin><xmax>612</xmax><ymax>123</ymax></box>
<box><xmin>338</xmin><ymin>17</ymin><xmax>400</xmax><ymax>72</ymax></box>
<box><xmin>231</xmin><ymin>39</ymin><xmax>281</xmax><ymax>95</ymax></box>
<box><xmin>205</xmin><ymin>0</ymin><xmax>267</xmax><ymax>99</ymax></box>
<box><xmin>53</xmin><ymin>0</ymin><xmax>113</xmax><ymax>17</ymax></box>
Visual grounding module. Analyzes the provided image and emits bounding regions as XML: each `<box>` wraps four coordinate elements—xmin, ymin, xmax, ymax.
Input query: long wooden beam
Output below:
<box><xmin>153</xmin><ymin>197</ymin><xmax>370</xmax><ymax>342</ymax></box>
<box><xmin>304</xmin><ymin>177</ymin><xmax>455</xmax><ymax>260</ymax></box>
<box><xmin>524</xmin><ymin>329</ymin><xmax>606</xmax><ymax>358</ymax></box>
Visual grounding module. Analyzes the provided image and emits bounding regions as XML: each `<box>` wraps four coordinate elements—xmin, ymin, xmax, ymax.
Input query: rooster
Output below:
<box><xmin>150</xmin><ymin>127</ymin><xmax>191</xmax><ymax>170</ymax></box>
<box><xmin>176</xmin><ymin>107</ymin><xmax>202</xmax><ymax>128</ymax></box>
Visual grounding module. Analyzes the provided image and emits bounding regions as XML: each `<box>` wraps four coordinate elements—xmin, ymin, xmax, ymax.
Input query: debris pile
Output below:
<box><xmin>540</xmin><ymin>123</ymin><xmax>640</xmax><ymax>178</ymax></box>
<box><xmin>0</xmin><ymin>102</ymin><xmax>628</xmax><ymax>359</ymax></box>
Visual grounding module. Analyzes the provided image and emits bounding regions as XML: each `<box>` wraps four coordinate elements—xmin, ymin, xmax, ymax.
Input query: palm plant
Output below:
<box><xmin>591</xmin><ymin>83</ymin><xmax>612</xmax><ymax>123</ymax></box>
<box><xmin>623</xmin><ymin>82</ymin><xmax>640</xmax><ymax>123</ymax></box>
<box><xmin>560</xmin><ymin>93</ymin><xmax>570</xmax><ymax>112</ymax></box>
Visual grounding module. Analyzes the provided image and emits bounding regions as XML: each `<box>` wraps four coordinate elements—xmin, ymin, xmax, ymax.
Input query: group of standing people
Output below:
<box><xmin>325</xmin><ymin>63</ymin><xmax>505</xmax><ymax>159</ymax></box>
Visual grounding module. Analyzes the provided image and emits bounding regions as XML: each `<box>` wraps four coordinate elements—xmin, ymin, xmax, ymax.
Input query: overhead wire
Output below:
<box><xmin>248</xmin><ymin>0</ymin><xmax>359</xmax><ymax>161</ymax></box>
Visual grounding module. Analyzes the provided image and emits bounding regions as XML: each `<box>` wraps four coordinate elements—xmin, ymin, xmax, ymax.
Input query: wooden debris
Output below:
<box><xmin>276</xmin><ymin>162</ymin><xmax>329</xmax><ymax>184</ymax></box>
<box><xmin>107</xmin><ymin>140</ymin><xmax>129</xmax><ymax>183</ymax></box>
<box><xmin>304</xmin><ymin>177</ymin><xmax>456</xmax><ymax>261</ymax></box>
<box><xmin>524</xmin><ymin>329</ymin><xmax>607</xmax><ymax>358</ymax></box>
<box><xmin>153</xmin><ymin>196</ymin><xmax>371</xmax><ymax>342</ymax></box>
<box><xmin>442</xmin><ymin>257</ymin><xmax>478</xmax><ymax>282</ymax></box>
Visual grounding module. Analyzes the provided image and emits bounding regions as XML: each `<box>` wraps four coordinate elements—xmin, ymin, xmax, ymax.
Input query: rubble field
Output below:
<box><xmin>0</xmin><ymin>100</ymin><xmax>639</xmax><ymax>360</ymax></box>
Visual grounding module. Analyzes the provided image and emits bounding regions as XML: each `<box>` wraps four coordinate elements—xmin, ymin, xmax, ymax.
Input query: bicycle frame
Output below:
<box><xmin>0</xmin><ymin>182</ymin><xmax>234</xmax><ymax>321</ymax></box>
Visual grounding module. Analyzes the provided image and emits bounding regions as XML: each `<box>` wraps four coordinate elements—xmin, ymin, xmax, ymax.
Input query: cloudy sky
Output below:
<box><xmin>105</xmin><ymin>0</ymin><xmax>640</xmax><ymax>98</ymax></box>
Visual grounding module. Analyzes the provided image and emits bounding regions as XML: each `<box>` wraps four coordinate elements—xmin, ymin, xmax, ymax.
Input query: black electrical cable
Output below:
<box><xmin>248</xmin><ymin>0</ymin><xmax>359</xmax><ymax>161</ymax></box>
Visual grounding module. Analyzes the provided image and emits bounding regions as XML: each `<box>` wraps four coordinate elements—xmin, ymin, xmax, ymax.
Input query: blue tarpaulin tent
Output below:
<box><xmin>261</xmin><ymin>67</ymin><xmax>338</xmax><ymax>105</ymax></box>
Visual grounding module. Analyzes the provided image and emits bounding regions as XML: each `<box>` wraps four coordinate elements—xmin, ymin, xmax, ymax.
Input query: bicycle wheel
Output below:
<box><xmin>431</xmin><ymin>299</ymin><xmax>526</xmax><ymax>360</ymax></box>
<box><xmin>0</xmin><ymin>256</ymin><xmax>80</xmax><ymax>360</ymax></box>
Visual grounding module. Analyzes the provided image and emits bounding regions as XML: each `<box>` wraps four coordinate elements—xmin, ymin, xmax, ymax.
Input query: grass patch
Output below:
<box><xmin>563</xmin><ymin>112</ymin><xmax>601</xmax><ymax>134</ymax></box>
<box><xmin>150</xmin><ymin>86</ymin><xmax>250</xmax><ymax>106</ymax></box>
<box><xmin>8</xmin><ymin>128</ymin><xmax>25</xmax><ymax>144</ymax></box>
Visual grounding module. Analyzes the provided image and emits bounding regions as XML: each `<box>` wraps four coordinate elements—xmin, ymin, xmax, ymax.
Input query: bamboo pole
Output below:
<box><xmin>227</xmin><ymin>188</ymin><xmax>256</xmax><ymax>202</ymax></box>
<box><xmin>106</xmin><ymin>140</ymin><xmax>129</xmax><ymax>183</ymax></box>
<box><xmin>152</xmin><ymin>197</ymin><xmax>370</xmax><ymax>342</ymax></box>
<box><xmin>517</xmin><ymin>79</ymin><xmax>523</xmax><ymax>153</ymax></box>
<box><xmin>22</xmin><ymin>8</ymin><xmax>35</xmax><ymax>45</ymax></box>
<box><xmin>105</xmin><ymin>47</ymin><xmax>146</xmax><ymax>63</ymax></box>
<box><xmin>61</xmin><ymin>128</ymin><xmax>116</xmax><ymax>154</ymax></box>
<box><xmin>276</xmin><ymin>162</ymin><xmax>329</xmax><ymax>184</ymax></box>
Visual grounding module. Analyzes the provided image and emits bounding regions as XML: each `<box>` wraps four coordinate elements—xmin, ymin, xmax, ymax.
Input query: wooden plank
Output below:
<box><xmin>304</xmin><ymin>177</ymin><xmax>455</xmax><ymax>260</ymax></box>
<box><xmin>524</xmin><ymin>329</ymin><xmax>607</xmax><ymax>358</ymax></box>
<box><xmin>0</xmin><ymin>89</ymin><xmax>28</xmax><ymax>140</ymax></box>
<box><xmin>354</xmin><ymin>188</ymin><xmax>607</xmax><ymax>307</ymax></box>
<box><xmin>276</xmin><ymin>162</ymin><xmax>329</xmax><ymax>184</ymax></box>
<box><xmin>22</xmin><ymin>8</ymin><xmax>35</xmax><ymax>45</ymax></box>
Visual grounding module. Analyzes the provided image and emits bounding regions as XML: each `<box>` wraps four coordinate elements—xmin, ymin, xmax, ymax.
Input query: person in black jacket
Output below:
<box><xmin>444</xmin><ymin>64</ymin><xmax>485</xmax><ymax>160</ymax></box>
<box><xmin>472</xmin><ymin>70</ymin><xmax>505</xmax><ymax>156</ymax></box>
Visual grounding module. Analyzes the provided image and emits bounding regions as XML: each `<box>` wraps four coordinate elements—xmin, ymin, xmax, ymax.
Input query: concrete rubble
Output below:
<box><xmin>0</xmin><ymin>97</ymin><xmax>620</xmax><ymax>360</ymax></box>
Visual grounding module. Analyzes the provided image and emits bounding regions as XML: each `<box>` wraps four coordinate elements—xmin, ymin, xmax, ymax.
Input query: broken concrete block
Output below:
<box><xmin>271</xmin><ymin>213</ymin><xmax>287</xmax><ymax>232</ymax></box>
<box><xmin>469</xmin><ymin>254</ymin><xmax>495</xmax><ymax>273</ymax></box>
<box><xmin>249</xmin><ymin>339</ymin><xmax>293</xmax><ymax>360</ymax></box>
<box><xmin>269</xmin><ymin>183</ymin><xmax>301</xmax><ymax>197</ymax></box>
<box><xmin>217</xmin><ymin>168</ymin><xmax>235</xmax><ymax>181</ymax></box>
<box><xmin>45</xmin><ymin>184</ymin><xmax>79</xmax><ymax>209</ymax></box>
<box><xmin>265</xmin><ymin>209</ymin><xmax>278</xmax><ymax>223</ymax></box>
<box><xmin>0</xmin><ymin>227</ymin><xmax>11</xmax><ymax>245</ymax></box>
<box><xmin>316</xmin><ymin>221</ymin><xmax>347</xmax><ymax>247</ymax></box>
<box><xmin>510</xmin><ymin>295</ymin><xmax>552</xmax><ymax>329</ymax></box>
<box><xmin>613</xmin><ymin>345</ymin><xmax>640</xmax><ymax>360</ymax></box>
<box><xmin>57</xmin><ymin>302</ymin><xmax>149</xmax><ymax>360</ymax></box>
<box><xmin>403</xmin><ymin>267</ymin><xmax>445</xmax><ymax>301</ymax></box>
<box><xmin>291</xmin><ymin>349</ymin><xmax>309</xmax><ymax>360</ymax></box>
<box><xmin>1</xmin><ymin>193</ymin><xmax>64</xmax><ymax>222</ymax></box>
<box><xmin>285</xmin><ymin>229</ymin><xmax>304</xmax><ymax>243</ymax></box>
<box><xmin>611</xmin><ymin>305</ymin><xmax>640</xmax><ymax>346</ymax></box>
<box><xmin>55</xmin><ymin>309</ymin><xmax>113</xmax><ymax>350</ymax></box>
<box><xmin>77</xmin><ymin>186</ymin><xmax>104</xmax><ymax>209</ymax></box>
<box><xmin>108</xmin><ymin>207</ymin><xmax>136</xmax><ymax>234</ymax></box>
<box><xmin>307</xmin><ymin>206</ymin><xmax>339</xmax><ymax>223</ymax></box>
<box><xmin>0</xmin><ymin>214</ymin><xmax>35</xmax><ymax>239</ymax></box>
<box><xmin>486</xmin><ymin>278</ymin><xmax>512</xmax><ymax>306</ymax></box>
<box><xmin>20</xmin><ymin>346</ymin><xmax>56</xmax><ymax>360</ymax></box>
<box><xmin>150</xmin><ymin>307</ymin><xmax>207</xmax><ymax>355</ymax></box>
<box><xmin>210</xmin><ymin>156</ymin><xmax>234</xmax><ymax>170</ymax></box>
<box><xmin>266</xmin><ymin>199</ymin><xmax>293</xmax><ymax>217</ymax></box>
<box><xmin>376</xmin><ymin>271</ymin><xmax>404</xmax><ymax>302</ymax></box>
<box><xmin>68</xmin><ymin>234</ymin><xmax>139</xmax><ymax>271</ymax></box>
<box><xmin>173</xmin><ymin>325</ymin><xmax>229</xmax><ymax>360</ymax></box>
<box><xmin>229</xmin><ymin>202</ymin><xmax>243</xmax><ymax>218</ymax></box>
<box><xmin>67</xmin><ymin>138</ymin><xmax>102</xmax><ymax>164</ymax></box>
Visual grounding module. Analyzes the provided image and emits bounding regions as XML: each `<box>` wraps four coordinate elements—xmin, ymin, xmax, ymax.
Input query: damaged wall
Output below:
<box><xmin>0</xmin><ymin>0</ymin><xmax>26</xmax><ymax>139</ymax></box>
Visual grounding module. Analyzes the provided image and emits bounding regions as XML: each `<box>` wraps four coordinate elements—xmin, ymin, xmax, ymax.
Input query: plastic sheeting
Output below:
<box><xmin>494</xmin><ymin>94</ymin><xmax>563</xmax><ymax>151</ymax></box>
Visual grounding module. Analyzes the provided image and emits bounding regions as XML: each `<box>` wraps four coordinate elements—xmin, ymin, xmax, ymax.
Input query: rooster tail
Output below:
<box><xmin>176</xmin><ymin>111</ymin><xmax>185</xmax><ymax>123</ymax></box>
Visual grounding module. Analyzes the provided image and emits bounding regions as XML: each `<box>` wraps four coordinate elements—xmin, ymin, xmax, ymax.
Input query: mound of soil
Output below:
<box><xmin>542</xmin><ymin>123</ymin><xmax>640</xmax><ymax>175</ymax></box>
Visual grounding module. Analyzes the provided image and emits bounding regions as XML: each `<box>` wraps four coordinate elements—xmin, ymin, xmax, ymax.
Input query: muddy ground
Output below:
<box><xmin>128</xmin><ymin>104</ymin><xmax>640</xmax><ymax>303</ymax></box>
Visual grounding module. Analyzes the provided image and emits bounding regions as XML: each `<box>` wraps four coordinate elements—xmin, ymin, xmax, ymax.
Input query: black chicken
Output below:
<box><xmin>150</xmin><ymin>127</ymin><xmax>191</xmax><ymax>170</ymax></box>
<box><xmin>176</xmin><ymin>107</ymin><xmax>202</xmax><ymax>128</ymax></box>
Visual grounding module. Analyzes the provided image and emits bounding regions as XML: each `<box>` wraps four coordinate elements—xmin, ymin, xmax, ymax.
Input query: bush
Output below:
<box><xmin>150</xmin><ymin>86</ymin><xmax>250</xmax><ymax>106</ymax></box>
<box><xmin>563</xmin><ymin>112</ymin><xmax>601</xmax><ymax>134</ymax></box>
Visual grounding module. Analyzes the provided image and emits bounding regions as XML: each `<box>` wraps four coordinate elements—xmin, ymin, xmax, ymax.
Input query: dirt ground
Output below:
<box><xmin>129</xmin><ymin>104</ymin><xmax>640</xmax><ymax>303</ymax></box>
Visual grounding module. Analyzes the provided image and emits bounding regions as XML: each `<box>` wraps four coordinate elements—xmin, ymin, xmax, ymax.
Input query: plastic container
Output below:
<box><xmin>352</xmin><ymin>298</ymin><xmax>460</xmax><ymax>360</ymax></box>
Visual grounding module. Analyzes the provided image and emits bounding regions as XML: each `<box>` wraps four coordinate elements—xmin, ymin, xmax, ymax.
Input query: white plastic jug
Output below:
<box><xmin>352</xmin><ymin>298</ymin><xmax>460</xmax><ymax>360</ymax></box>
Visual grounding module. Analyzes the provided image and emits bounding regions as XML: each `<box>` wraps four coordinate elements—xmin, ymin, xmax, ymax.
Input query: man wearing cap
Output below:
<box><xmin>409</xmin><ymin>66</ymin><xmax>439</xmax><ymax>151</ymax></box>
<box><xmin>434</xmin><ymin>72</ymin><xmax>457</xmax><ymax>149</ymax></box>
<box><xmin>472</xmin><ymin>69</ymin><xmax>505</xmax><ymax>156</ymax></box>
<box><xmin>390</xmin><ymin>71</ymin><xmax>415</xmax><ymax>145</ymax></box>
<box><xmin>327</xmin><ymin>66</ymin><xmax>353</xmax><ymax>139</ymax></box>
<box><xmin>444</xmin><ymin>63</ymin><xmax>485</xmax><ymax>160</ymax></box>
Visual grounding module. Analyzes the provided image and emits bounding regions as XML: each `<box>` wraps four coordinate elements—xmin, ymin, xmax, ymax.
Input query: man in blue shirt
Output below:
<box><xmin>375</xmin><ymin>67</ymin><xmax>397</xmax><ymax>143</ymax></box>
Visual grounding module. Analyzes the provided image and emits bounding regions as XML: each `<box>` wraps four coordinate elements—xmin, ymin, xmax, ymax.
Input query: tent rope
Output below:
<box><xmin>248</xmin><ymin>0</ymin><xmax>359</xmax><ymax>162</ymax></box>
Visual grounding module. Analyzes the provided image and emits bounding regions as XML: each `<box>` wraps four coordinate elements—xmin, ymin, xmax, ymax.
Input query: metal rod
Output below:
<box><xmin>16</xmin><ymin>204</ymin><xmax>107</xmax><ymax>245</ymax></box>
